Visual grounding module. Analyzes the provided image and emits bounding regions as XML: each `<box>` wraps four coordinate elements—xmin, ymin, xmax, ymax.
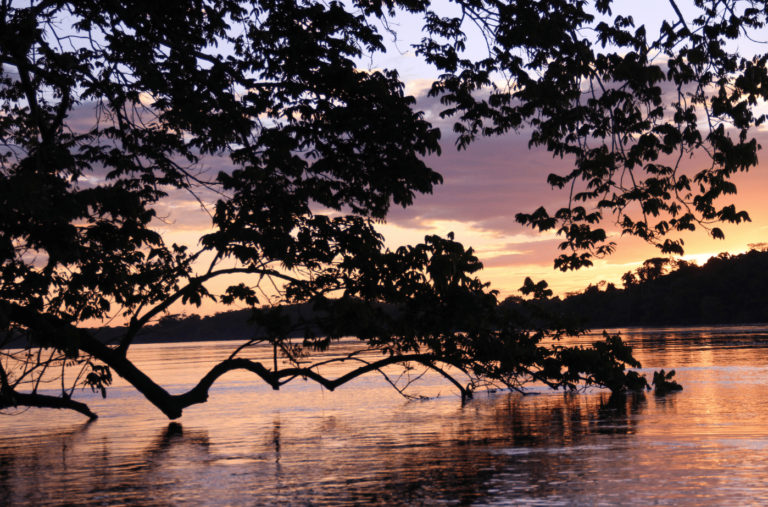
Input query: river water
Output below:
<box><xmin>2</xmin><ymin>325</ymin><xmax>768</xmax><ymax>506</ymax></box>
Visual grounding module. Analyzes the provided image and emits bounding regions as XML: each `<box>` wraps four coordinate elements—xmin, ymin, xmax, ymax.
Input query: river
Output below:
<box><xmin>2</xmin><ymin>325</ymin><xmax>768</xmax><ymax>506</ymax></box>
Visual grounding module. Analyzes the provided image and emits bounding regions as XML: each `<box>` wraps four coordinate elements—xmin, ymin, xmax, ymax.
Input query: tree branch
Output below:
<box><xmin>0</xmin><ymin>360</ymin><xmax>12</xmax><ymax>396</ymax></box>
<box><xmin>5</xmin><ymin>301</ymin><xmax>474</xmax><ymax>419</ymax></box>
<box><xmin>171</xmin><ymin>353</ymin><xmax>472</xmax><ymax>413</ymax></box>
<box><xmin>0</xmin><ymin>391</ymin><xmax>97</xmax><ymax>420</ymax></box>
<box><xmin>667</xmin><ymin>0</ymin><xmax>690</xmax><ymax>33</ymax></box>
<box><xmin>119</xmin><ymin>267</ymin><xmax>302</xmax><ymax>355</ymax></box>
<box><xmin>173</xmin><ymin>358</ymin><xmax>279</xmax><ymax>409</ymax></box>
<box><xmin>6</xmin><ymin>302</ymin><xmax>182</xmax><ymax>419</ymax></box>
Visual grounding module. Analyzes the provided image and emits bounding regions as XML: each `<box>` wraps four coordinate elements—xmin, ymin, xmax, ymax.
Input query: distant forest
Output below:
<box><xmin>128</xmin><ymin>244</ymin><xmax>768</xmax><ymax>341</ymax></box>
<box><xmin>2</xmin><ymin>309</ymin><xmax>259</xmax><ymax>348</ymax></box>
<box><xmin>7</xmin><ymin>247</ymin><xmax>767</xmax><ymax>350</ymax></box>
<box><xmin>511</xmin><ymin>245</ymin><xmax>768</xmax><ymax>328</ymax></box>
<box><xmin>95</xmin><ymin>244</ymin><xmax>768</xmax><ymax>343</ymax></box>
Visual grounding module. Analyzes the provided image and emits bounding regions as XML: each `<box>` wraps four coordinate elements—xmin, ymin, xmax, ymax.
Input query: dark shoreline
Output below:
<box><xmin>6</xmin><ymin>320</ymin><xmax>768</xmax><ymax>351</ymax></box>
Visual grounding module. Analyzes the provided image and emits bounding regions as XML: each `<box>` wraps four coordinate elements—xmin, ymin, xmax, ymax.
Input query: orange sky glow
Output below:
<box><xmin>92</xmin><ymin>0</ymin><xmax>768</xmax><ymax>322</ymax></box>
<box><xmin>150</xmin><ymin>108</ymin><xmax>768</xmax><ymax>321</ymax></box>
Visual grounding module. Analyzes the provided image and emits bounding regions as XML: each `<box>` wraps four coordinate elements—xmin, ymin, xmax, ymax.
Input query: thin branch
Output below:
<box><xmin>173</xmin><ymin>353</ymin><xmax>471</xmax><ymax>413</ymax></box>
<box><xmin>120</xmin><ymin>267</ymin><xmax>303</xmax><ymax>354</ymax></box>
<box><xmin>667</xmin><ymin>0</ymin><xmax>690</xmax><ymax>34</ymax></box>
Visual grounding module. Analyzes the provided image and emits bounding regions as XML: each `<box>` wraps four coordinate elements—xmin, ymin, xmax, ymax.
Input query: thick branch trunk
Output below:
<box><xmin>173</xmin><ymin>358</ymin><xmax>279</xmax><ymax>410</ymax></box>
<box><xmin>8</xmin><ymin>302</ymin><xmax>183</xmax><ymax>419</ymax></box>
<box><xmin>0</xmin><ymin>392</ymin><xmax>98</xmax><ymax>420</ymax></box>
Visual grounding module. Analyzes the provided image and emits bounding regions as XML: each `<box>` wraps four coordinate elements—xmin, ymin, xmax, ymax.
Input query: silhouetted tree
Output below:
<box><xmin>1</xmin><ymin>0</ymin><xmax>763</xmax><ymax>418</ymax></box>
<box><xmin>636</xmin><ymin>258</ymin><xmax>673</xmax><ymax>283</ymax></box>
<box><xmin>621</xmin><ymin>272</ymin><xmax>638</xmax><ymax>290</ymax></box>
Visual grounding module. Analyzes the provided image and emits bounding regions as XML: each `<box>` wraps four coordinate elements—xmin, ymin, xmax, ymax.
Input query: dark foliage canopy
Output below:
<box><xmin>1</xmin><ymin>0</ymin><xmax>764</xmax><ymax>418</ymax></box>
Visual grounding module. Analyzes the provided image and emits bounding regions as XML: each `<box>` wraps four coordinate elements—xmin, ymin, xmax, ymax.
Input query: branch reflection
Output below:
<box><xmin>0</xmin><ymin>392</ymin><xmax>654</xmax><ymax>506</ymax></box>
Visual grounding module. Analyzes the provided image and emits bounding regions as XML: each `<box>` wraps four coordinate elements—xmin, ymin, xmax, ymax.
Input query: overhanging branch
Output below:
<box><xmin>120</xmin><ymin>266</ymin><xmax>303</xmax><ymax>354</ymax></box>
<box><xmin>171</xmin><ymin>353</ymin><xmax>472</xmax><ymax>413</ymax></box>
<box><xmin>6</xmin><ymin>303</ymin><xmax>472</xmax><ymax>420</ymax></box>
<box><xmin>0</xmin><ymin>391</ymin><xmax>97</xmax><ymax>420</ymax></box>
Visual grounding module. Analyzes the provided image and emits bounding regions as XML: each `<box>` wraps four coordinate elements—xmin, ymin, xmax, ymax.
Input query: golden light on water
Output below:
<box><xmin>4</xmin><ymin>327</ymin><xmax>768</xmax><ymax>505</ymax></box>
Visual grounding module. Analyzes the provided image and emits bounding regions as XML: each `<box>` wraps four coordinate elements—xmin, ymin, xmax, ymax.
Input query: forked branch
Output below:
<box><xmin>4</xmin><ymin>303</ymin><xmax>473</xmax><ymax>418</ymax></box>
<box><xmin>172</xmin><ymin>354</ymin><xmax>472</xmax><ymax>414</ymax></box>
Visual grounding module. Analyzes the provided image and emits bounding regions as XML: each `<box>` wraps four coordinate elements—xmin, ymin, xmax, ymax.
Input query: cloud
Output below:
<box><xmin>386</xmin><ymin>127</ymin><xmax>576</xmax><ymax>237</ymax></box>
<box><xmin>480</xmin><ymin>249</ymin><xmax>555</xmax><ymax>269</ymax></box>
<box><xmin>403</xmin><ymin>78</ymin><xmax>435</xmax><ymax>102</ymax></box>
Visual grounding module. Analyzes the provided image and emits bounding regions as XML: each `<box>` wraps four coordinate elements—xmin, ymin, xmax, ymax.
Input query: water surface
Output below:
<box><xmin>3</xmin><ymin>325</ymin><xmax>768</xmax><ymax>505</ymax></box>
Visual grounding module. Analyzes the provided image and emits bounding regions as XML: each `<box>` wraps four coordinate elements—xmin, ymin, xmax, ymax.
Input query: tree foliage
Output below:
<box><xmin>2</xmin><ymin>0</ymin><xmax>764</xmax><ymax>418</ymax></box>
<box><xmin>432</xmin><ymin>0</ymin><xmax>764</xmax><ymax>269</ymax></box>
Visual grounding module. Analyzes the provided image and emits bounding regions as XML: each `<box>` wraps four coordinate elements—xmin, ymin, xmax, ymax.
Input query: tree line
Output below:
<box><xmin>528</xmin><ymin>246</ymin><xmax>768</xmax><ymax>328</ymax></box>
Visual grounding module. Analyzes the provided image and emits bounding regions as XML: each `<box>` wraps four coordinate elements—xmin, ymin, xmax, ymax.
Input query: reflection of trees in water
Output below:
<box><xmin>0</xmin><ymin>454</ymin><xmax>13</xmax><ymax>506</ymax></box>
<box><xmin>137</xmin><ymin>422</ymin><xmax>212</xmax><ymax>472</ymax></box>
<box><xmin>0</xmin><ymin>393</ymin><xmax>651</xmax><ymax>505</ymax></box>
<box><xmin>0</xmin><ymin>422</ymin><xmax>213</xmax><ymax>506</ymax></box>
<box><xmin>482</xmin><ymin>392</ymin><xmax>646</xmax><ymax>444</ymax></box>
<box><xmin>0</xmin><ymin>421</ymin><xmax>96</xmax><ymax>505</ymax></box>
<box><xmin>596</xmin><ymin>392</ymin><xmax>647</xmax><ymax>435</ymax></box>
<box><xmin>262</xmin><ymin>415</ymin><xmax>505</xmax><ymax>506</ymax></box>
<box><xmin>453</xmin><ymin>392</ymin><xmax>650</xmax><ymax>502</ymax></box>
<box><xmin>114</xmin><ymin>423</ymin><xmax>214</xmax><ymax>504</ymax></box>
<box><xmin>651</xmin><ymin>390</ymin><xmax>679</xmax><ymax>416</ymax></box>
<box><xmin>239</xmin><ymin>393</ymin><xmax>651</xmax><ymax>506</ymax></box>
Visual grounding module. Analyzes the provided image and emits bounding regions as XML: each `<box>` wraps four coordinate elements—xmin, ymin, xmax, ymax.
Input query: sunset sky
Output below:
<box><xmin>76</xmin><ymin>0</ymin><xmax>768</xmax><ymax>323</ymax></box>
<box><xmin>368</xmin><ymin>0</ymin><xmax>768</xmax><ymax>293</ymax></box>
<box><xmin>149</xmin><ymin>0</ymin><xmax>768</xmax><ymax>318</ymax></box>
